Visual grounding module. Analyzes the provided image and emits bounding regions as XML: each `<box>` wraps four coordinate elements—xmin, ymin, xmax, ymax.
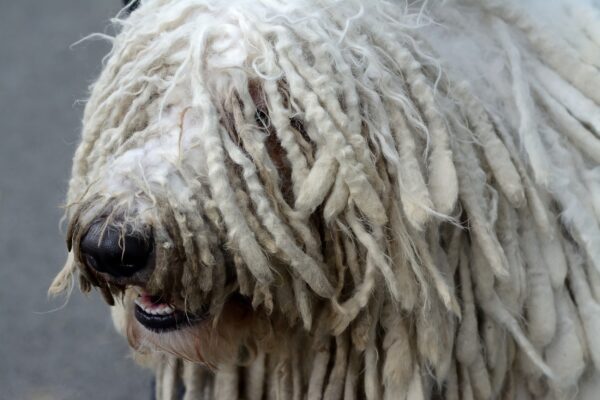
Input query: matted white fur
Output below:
<box><xmin>51</xmin><ymin>0</ymin><xmax>600</xmax><ymax>398</ymax></box>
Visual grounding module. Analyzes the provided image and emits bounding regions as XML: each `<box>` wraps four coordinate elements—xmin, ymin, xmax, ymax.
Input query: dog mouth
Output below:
<box><xmin>133</xmin><ymin>288</ymin><xmax>209</xmax><ymax>333</ymax></box>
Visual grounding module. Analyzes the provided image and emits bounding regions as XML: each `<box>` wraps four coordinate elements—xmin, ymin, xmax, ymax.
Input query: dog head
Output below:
<box><xmin>52</xmin><ymin>0</ymin><xmax>410</xmax><ymax>368</ymax></box>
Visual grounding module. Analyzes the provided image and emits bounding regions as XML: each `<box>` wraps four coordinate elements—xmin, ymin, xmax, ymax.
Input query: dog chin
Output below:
<box><xmin>112</xmin><ymin>289</ymin><xmax>262</xmax><ymax>367</ymax></box>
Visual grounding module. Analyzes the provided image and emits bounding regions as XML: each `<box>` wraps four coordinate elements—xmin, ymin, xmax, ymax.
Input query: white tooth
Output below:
<box><xmin>163</xmin><ymin>306</ymin><xmax>174</xmax><ymax>314</ymax></box>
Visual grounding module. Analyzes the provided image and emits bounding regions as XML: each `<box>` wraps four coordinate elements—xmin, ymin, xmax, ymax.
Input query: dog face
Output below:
<box><xmin>65</xmin><ymin>82</ymin><xmax>291</xmax><ymax>364</ymax></box>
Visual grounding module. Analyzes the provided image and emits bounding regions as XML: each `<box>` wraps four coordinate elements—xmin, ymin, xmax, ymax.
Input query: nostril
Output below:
<box><xmin>80</xmin><ymin>221</ymin><xmax>152</xmax><ymax>278</ymax></box>
<box><xmin>84</xmin><ymin>253</ymin><xmax>100</xmax><ymax>271</ymax></box>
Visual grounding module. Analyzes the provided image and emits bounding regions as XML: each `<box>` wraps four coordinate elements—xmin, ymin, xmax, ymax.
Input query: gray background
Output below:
<box><xmin>0</xmin><ymin>1</ymin><xmax>150</xmax><ymax>399</ymax></box>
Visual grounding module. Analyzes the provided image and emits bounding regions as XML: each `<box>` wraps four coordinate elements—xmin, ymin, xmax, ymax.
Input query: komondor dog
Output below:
<box><xmin>51</xmin><ymin>0</ymin><xmax>600</xmax><ymax>398</ymax></box>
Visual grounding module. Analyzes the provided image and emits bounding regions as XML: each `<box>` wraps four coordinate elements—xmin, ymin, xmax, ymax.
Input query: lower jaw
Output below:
<box><xmin>134</xmin><ymin>304</ymin><xmax>208</xmax><ymax>333</ymax></box>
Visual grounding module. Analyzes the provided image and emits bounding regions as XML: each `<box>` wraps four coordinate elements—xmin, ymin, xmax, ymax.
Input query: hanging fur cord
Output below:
<box><xmin>50</xmin><ymin>0</ymin><xmax>600</xmax><ymax>398</ymax></box>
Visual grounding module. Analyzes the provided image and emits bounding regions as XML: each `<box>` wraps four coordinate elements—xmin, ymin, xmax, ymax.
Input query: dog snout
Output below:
<box><xmin>80</xmin><ymin>221</ymin><xmax>152</xmax><ymax>278</ymax></box>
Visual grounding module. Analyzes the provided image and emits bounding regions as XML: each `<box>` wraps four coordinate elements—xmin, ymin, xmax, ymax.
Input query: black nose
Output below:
<box><xmin>80</xmin><ymin>221</ymin><xmax>152</xmax><ymax>278</ymax></box>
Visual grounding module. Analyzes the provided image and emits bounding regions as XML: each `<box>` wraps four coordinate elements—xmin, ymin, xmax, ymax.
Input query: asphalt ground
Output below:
<box><xmin>0</xmin><ymin>1</ymin><xmax>150</xmax><ymax>399</ymax></box>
